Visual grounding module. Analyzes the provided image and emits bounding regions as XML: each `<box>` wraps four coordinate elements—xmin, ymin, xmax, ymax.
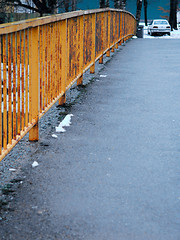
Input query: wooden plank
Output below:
<box><xmin>0</xmin><ymin>37</ymin><xmax>2</xmax><ymax>153</ymax></box>
<box><xmin>12</xmin><ymin>33</ymin><xmax>16</xmax><ymax>139</ymax></box>
<box><xmin>25</xmin><ymin>29</ymin><xmax>29</xmax><ymax>126</ymax></box>
<box><xmin>16</xmin><ymin>31</ymin><xmax>21</xmax><ymax>135</ymax></box>
<box><xmin>21</xmin><ymin>31</ymin><xmax>25</xmax><ymax>131</ymax></box>
<box><xmin>3</xmin><ymin>35</ymin><xmax>7</xmax><ymax>149</ymax></box>
<box><xmin>8</xmin><ymin>34</ymin><xmax>12</xmax><ymax>144</ymax></box>
<box><xmin>59</xmin><ymin>20</ymin><xmax>67</xmax><ymax>105</ymax></box>
<box><xmin>29</xmin><ymin>27</ymin><xmax>39</xmax><ymax>141</ymax></box>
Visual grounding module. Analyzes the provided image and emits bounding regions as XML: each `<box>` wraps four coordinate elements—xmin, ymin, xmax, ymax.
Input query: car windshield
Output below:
<box><xmin>154</xmin><ymin>20</ymin><xmax>168</xmax><ymax>25</ymax></box>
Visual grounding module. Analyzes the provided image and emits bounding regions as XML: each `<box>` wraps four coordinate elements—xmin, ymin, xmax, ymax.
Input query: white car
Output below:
<box><xmin>148</xmin><ymin>19</ymin><xmax>171</xmax><ymax>36</ymax></box>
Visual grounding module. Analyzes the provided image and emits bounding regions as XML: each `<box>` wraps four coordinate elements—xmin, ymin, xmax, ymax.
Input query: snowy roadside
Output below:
<box><xmin>141</xmin><ymin>24</ymin><xmax>180</xmax><ymax>39</ymax></box>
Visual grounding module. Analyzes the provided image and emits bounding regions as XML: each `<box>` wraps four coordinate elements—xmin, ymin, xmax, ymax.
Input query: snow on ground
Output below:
<box><xmin>140</xmin><ymin>24</ymin><xmax>180</xmax><ymax>39</ymax></box>
<box><xmin>56</xmin><ymin>114</ymin><xmax>74</xmax><ymax>133</ymax></box>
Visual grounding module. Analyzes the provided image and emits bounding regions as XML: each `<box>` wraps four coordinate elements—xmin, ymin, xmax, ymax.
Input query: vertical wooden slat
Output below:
<box><xmin>128</xmin><ymin>15</ymin><xmax>129</xmax><ymax>37</ymax></box>
<box><xmin>57</xmin><ymin>22</ymin><xmax>61</xmax><ymax>94</ymax></box>
<box><xmin>111</xmin><ymin>12</ymin><xmax>115</xmax><ymax>52</ymax></box>
<box><xmin>123</xmin><ymin>13</ymin><xmax>125</xmax><ymax>42</ymax></box>
<box><xmin>25</xmin><ymin>29</ymin><xmax>28</xmax><ymax>126</ymax></box>
<box><xmin>77</xmin><ymin>15</ymin><xmax>84</xmax><ymax>86</ymax></box>
<box><xmin>122</xmin><ymin>12</ymin><xmax>124</xmax><ymax>42</ymax></box>
<box><xmin>42</xmin><ymin>25</ymin><xmax>45</xmax><ymax>111</ymax></box>
<box><xmin>117</xmin><ymin>11</ymin><xmax>119</xmax><ymax>43</ymax></box>
<box><xmin>59</xmin><ymin>19</ymin><xmax>67</xmax><ymax>105</ymax></box>
<box><xmin>99</xmin><ymin>12</ymin><xmax>104</xmax><ymax>64</ymax></box>
<box><xmin>3</xmin><ymin>35</ymin><xmax>7</xmax><ymax>149</ymax></box>
<box><xmin>16</xmin><ymin>31</ymin><xmax>21</xmax><ymax>135</ymax></box>
<box><xmin>47</xmin><ymin>24</ymin><xmax>51</xmax><ymax>105</ymax></box>
<box><xmin>52</xmin><ymin>23</ymin><xmax>55</xmax><ymax>100</ymax></box>
<box><xmin>44</xmin><ymin>25</ymin><xmax>48</xmax><ymax>108</ymax></box>
<box><xmin>90</xmin><ymin>13</ymin><xmax>96</xmax><ymax>74</ymax></box>
<box><xmin>54</xmin><ymin>23</ymin><xmax>56</xmax><ymax>98</ymax></box>
<box><xmin>106</xmin><ymin>11</ymin><xmax>111</xmax><ymax>57</ymax></box>
<box><xmin>12</xmin><ymin>33</ymin><xmax>16</xmax><ymax>139</ymax></box>
<box><xmin>21</xmin><ymin>30</ymin><xmax>25</xmax><ymax>131</ymax></box>
<box><xmin>55</xmin><ymin>22</ymin><xmax>58</xmax><ymax>98</ymax></box>
<box><xmin>8</xmin><ymin>34</ymin><xmax>12</xmax><ymax>144</ymax></box>
<box><xmin>58</xmin><ymin>21</ymin><xmax>62</xmax><ymax>95</ymax></box>
<box><xmin>80</xmin><ymin>15</ymin><xmax>84</xmax><ymax>80</ymax></box>
<box><xmin>52</xmin><ymin>23</ymin><xmax>55</xmax><ymax>99</ymax></box>
<box><xmin>76</xmin><ymin>18</ymin><xmax>80</xmax><ymax>84</ymax></box>
<box><xmin>75</xmin><ymin>19</ymin><xmax>78</xmax><ymax>79</ymax></box>
<box><xmin>103</xmin><ymin>12</ymin><xmax>106</xmax><ymax>53</ymax></box>
<box><xmin>66</xmin><ymin>19</ymin><xmax>70</xmax><ymax>86</ymax></box>
<box><xmin>50</xmin><ymin>24</ymin><xmax>52</xmax><ymax>103</ymax></box>
<box><xmin>104</xmin><ymin>12</ymin><xmax>107</xmax><ymax>52</ymax></box>
<box><xmin>119</xmin><ymin>12</ymin><xmax>121</xmax><ymax>45</ymax></box>
<box><xmin>29</xmin><ymin>29</ymin><xmax>32</xmax><ymax>123</ymax></box>
<box><xmin>39</xmin><ymin>26</ymin><xmax>43</xmax><ymax>113</ymax></box>
<box><xmin>118</xmin><ymin>11</ymin><xmax>120</xmax><ymax>41</ymax></box>
<box><xmin>114</xmin><ymin>12</ymin><xmax>117</xmax><ymax>44</ymax></box>
<box><xmin>50</xmin><ymin>24</ymin><xmax>53</xmax><ymax>102</ymax></box>
<box><xmin>122</xmin><ymin>12</ymin><xmax>124</xmax><ymax>41</ymax></box>
<box><xmin>54</xmin><ymin>23</ymin><xmax>57</xmax><ymax>99</ymax></box>
<box><xmin>124</xmin><ymin>13</ymin><xmax>126</xmax><ymax>40</ymax></box>
<box><xmin>29</xmin><ymin>26</ymin><xmax>39</xmax><ymax>141</ymax></box>
<box><xmin>0</xmin><ymin>37</ymin><xmax>2</xmax><ymax>153</ymax></box>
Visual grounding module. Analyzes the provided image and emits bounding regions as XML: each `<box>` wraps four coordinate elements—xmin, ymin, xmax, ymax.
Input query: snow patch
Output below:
<box><xmin>52</xmin><ymin>134</ymin><xmax>58</xmax><ymax>138</ymax></box>
<box><xmin>9</xmin><ymin>168</ymin><xmax>16</xmax><ymax>172</ymax></box>
<box><xmin>56</xmin><ymin>114</ymin><xmax>74</xmax><ymax>133</ymax></box>
<box><xmin>32</xmin><ymin>161</ymin><xmax>39</xmax><ymax>168</ymax></box>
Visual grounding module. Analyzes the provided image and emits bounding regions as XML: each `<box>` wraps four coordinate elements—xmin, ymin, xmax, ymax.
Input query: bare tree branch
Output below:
<box><xmin>5</xmin><ymin>0</ymin><xmax>78</xmax><ymax>16</ymax></box>
<box><xmin>114</xmin><ymin>0</ymin><xmax>126</xmax><ymax>10</ymax></box>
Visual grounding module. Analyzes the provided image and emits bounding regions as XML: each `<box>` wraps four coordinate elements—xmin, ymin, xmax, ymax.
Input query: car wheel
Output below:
<box><xmin>168</xmin><ymin>32</ymin><xmax>170</xmax><ymax>36</ymax></box>
<box><xmin>150</xmin><ymin>31</ymin><xmax>153</xmax><ymax>36</ymax></box>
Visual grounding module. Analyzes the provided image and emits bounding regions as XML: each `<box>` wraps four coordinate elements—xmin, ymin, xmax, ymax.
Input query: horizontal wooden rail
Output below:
<box><xmin>0</xmin><ymin>8</ymin><xmax>136</xmax><ymax>161</ymax></box>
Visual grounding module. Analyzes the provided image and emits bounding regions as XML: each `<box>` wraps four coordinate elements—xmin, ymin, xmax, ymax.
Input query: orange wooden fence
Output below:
<box><xmin>0</xmin><ymin>8</ymin><xmax>136</xmax><ymax>161</ymax></box>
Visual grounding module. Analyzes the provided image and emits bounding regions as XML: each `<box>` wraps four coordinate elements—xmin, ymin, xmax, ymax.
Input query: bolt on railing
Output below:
<box><xmin>0</xmin><ymin>8</ymin><xmax>136</xmax><ymax>161</ymax></box>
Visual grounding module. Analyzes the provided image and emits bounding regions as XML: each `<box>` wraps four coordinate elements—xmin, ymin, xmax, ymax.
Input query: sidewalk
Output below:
<box><xmin>0</xmin><ymin>39</ymin><xmax>180</xmax><ymax>240</ymax></box>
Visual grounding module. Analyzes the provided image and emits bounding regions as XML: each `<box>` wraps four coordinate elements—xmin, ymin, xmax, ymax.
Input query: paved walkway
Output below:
<box><xmin>0</xmin><ymin>39</ymin><xmax>180</xmax><ymax>240</ymax></box>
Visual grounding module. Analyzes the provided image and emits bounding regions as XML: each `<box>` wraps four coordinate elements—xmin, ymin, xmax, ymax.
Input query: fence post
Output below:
<box><xmin>29</xmin><ymin>27</ymin><xmax>39</xmax><ymax>141</ymax></box>
<box><xmin>90</xmin><ymin>13</ymin><xmax>96</xmax><ymax>74</ymax></box>
<box><xmin>59</xmin><ymin>19</ymin><xmax>67</xmax><ymax>105</ymax></box>
<box><xmin>99</xmin><ymin>12</ymin><xmax>104</xmax><ymax>65</ymax></box>
<box><xmin>124</xmin><ymin>14</ymin><xmax>127</xmax><ymax>41</ymax></box>
<box><xmin>106</xmin><ymin>11</ymin><xmax>111</xmax><ymax>57</ymax></box>
<box><xmin>123</xmin><ymin>12</ymin><xmax>125</xmax><ymax>43</ymax></box>
<box><xmin>119</xmin><ymin>12</ymin><xmax>122</xmax><ymax>45</ymax></box>
<box><xmin>111</xmin><ymin>46</ymin><xmax>115</xmax><ymax>52</ymax></box>
<box><xmin>0</xmin><ymin>39</ymin><xmax>1</xmax><ymax>154</ymax></box>
<box><xmin>77</xmin><ymin>15</ymin><xmax>84</xmax><ymax>86</ymax></box>
<box><xmin>99</xmin><ymin>56</ymin><xmax>103</xmax><ymax>64</ymax></box>
<box><xmin>111</xmin><ymin>12</ymin><xmax>115</xmax><ymax>52</ymax></box>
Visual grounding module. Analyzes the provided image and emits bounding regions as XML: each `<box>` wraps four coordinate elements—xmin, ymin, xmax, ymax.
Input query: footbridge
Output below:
<box><xmin>0</xmin><ymin>8</ymin><xmax>179</xmax><ymax>240</ymax></box>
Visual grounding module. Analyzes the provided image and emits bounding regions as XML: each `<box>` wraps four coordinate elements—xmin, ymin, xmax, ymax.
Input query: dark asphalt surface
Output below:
<box><xmin>0</xmin><ymin>39</ymin><xmax>180</xmax><ymax>240</ymax></box>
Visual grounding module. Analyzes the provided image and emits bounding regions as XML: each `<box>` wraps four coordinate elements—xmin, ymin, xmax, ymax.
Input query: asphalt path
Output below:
<box><xmin>0</xmin><ymin>38</ymin><xmax>180</xmax><ymax>240</ymax></box>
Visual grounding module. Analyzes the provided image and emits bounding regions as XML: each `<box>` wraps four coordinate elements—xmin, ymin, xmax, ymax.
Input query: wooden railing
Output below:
<box><xmin>0</xmin><ymin>8</ymin><xmax>136</xmax><ymax>161</ymax></box>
